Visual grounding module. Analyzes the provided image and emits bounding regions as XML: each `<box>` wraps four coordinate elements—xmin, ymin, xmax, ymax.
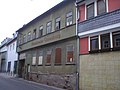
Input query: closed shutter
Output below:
<box><xmin>46</xmin><ymin>55</ymin><xmax>51</xmax><ymax>63</ymax></box>
<box><xmin>55</xmin><ymin>48</ymin><xmax>61</xmax><ymax>64</ymax></box>
<box><xmin>46</xmin><ymin>49</ymin><xmax>52</xmax><ymax>64</ymax></box>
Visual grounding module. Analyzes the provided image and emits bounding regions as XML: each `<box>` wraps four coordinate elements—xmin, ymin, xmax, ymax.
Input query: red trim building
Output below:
<box><xmin>77</xmin><ymin>0</ymin><xmax>120</xmax><ymax>89</ymax></box>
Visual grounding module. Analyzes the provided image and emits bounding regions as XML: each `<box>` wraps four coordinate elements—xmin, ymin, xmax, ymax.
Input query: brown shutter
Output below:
<box><xmin>55</xmin><ymin>48</ymin><xmax>61</xmax><ymax>64</ymax></box>
<box><xmin>46</xmin><ymin>55</ymin><xmax>51</xmax><ymax>64</ymax></box>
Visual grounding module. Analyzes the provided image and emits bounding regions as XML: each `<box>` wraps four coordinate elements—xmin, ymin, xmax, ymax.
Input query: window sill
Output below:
<box><xmin>65</xmin><ymin>63</ymin><xmax>75</xmax><ymax>65</ymax></box>
<box><xmin>32</xmin><ymin>65</ymin><xmax>36</xmax><ymax>66</ymax></box>
<box><xmin>100</xmin><ymin>48</ymin><xmax>111</xmax><ymax>52</ymax></box>
<box><xmin>113</xmin><ymin>47</ymin><xmax>120</xmax><ymax>51</ymax></box>
<box><xmin>45</xmin><ymin>64</ymin><xmax>51</xmax><ymax>66</ymax></box>
<box><xmin>38</xmin><ymin>64</ymin><xmax>43</xmax><ymax>66</ymax></box>
<box><xmin>54</xmin><ymin>63</ymin><xmax>61</xmax><ymax>66</ymax></box>
<box><xmin>89</xmin><ymin>50</ymin><xmax>99</xmax><ymax>53</ymax></box>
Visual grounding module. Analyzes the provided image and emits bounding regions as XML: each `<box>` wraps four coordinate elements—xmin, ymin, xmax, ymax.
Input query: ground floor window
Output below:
<box><xmin>32</xmin><ymin>53</ymin><xmax>36</xmax><ymax>65</ymax></box>
<box><xmin>46</xmin><ymin>49</ymin><xmax>52</xmax><ymax>65</ymax></box>
<box><xmin>38</xmin><ymin>51</ymin><xmax>43</xmax><ymax>65</ymax></box>
<box><xmin>90</xmin><ymin>36</ymin><xmax>99</xmax><ymax>51</ymax></box>
<box><xmin>7</xmin><ymin>61</ymin><xmax>11</xmax><ymax>72</ymax></box>
<box><xmin>67</xmin><ymin>45</ymin><xmax>74</xmax><ymax>63</ymax></box>
<box><xmin>113</xmin><ymin>31</ymin><xmax>120</xmax><ymax>48</ymax></box>
<box><xmin>101</xmin><ymin>34</ymin><xmax>110</xmax><ymax>49</ymax></box>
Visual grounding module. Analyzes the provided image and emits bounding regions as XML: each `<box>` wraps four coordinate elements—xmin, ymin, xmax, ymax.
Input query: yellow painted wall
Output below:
<box><xmin>80</xmin><ymin>51</ymin><xmax>120</xmax><ymax>90</ymax></box>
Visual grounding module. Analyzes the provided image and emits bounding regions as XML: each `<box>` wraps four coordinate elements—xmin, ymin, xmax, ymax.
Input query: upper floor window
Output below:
<box><xmin>55</xmin><ymin>48</ymin><xmax>61</xmax><ymax>64</ymax></box>
<box><xmin>10</xmin><ymin>45</ymin><xmax>12</xmax><ymax>51</ymax></box>
<box><xmin>87</xmin><ymin>3</ymin><xmax>94</xmax><ymax>19</ymax></box>
<box><xmin>19</xmin><ymin>35</ymin><xmax>23</xmax><ymax>45</ymax></box>
<box><xmin>101</xmin><ymin>34</ymin><xmax>110</xmax><ymax>49</ymax></box>
<box><xmin>39</xmin><ymin>26</ymin><xmax>43</xmax><ymax>37</ymax></box>
<box><xmin>66</xmin><ymin>45</ymin><xmax>74</xmax><ymax>63</ymax></box>
<box><xmin>97</xmin><ymin>0</ymin><xmax>106</xmax><ymax>15</ymax></box>
<box><xmin>13</xmin><ymin>43</ymin><xmax>15</xmax><ymax>50</ymax></box>
<box><xmin>32</xmin><ymin>29</ymin><xmax>36</xmax><ymax>40</ymax></box>
<box><xmin>27</xmin><ymin>32</ymin><xmax>31</xmax><ymax>41</ymax></box>
<box><xmin>23</xmin><ymin>34</ymin><xmax>27</xmax><ymax>43</ymax></box>
<box><xmin>113</xmin><ymin>32</ymin><xmax>120</xmax><ymax>48</ymax></box>
<box><xmin>46</xmin><ymin>21</ymin><xmax>52</xmax><ymax>34</ymax></box>
<box><xmin>90</xmin><ymin>36</ymin><xmax>99</xmax><ymax>51</ymax></box>
<box><xmin>55</xmin><ymin>17</ymin><xmax>61</xmax><ymax>30</ymax></box>
<box><xmin>66</xmin><ymin>11</ymin><xmax>73</xmax><ymax>26</ymax></box>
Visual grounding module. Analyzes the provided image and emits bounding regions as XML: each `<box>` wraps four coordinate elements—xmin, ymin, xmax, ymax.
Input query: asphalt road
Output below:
<box><xmin>0</xmin><ymin>74</ymin><xmax>64</xmax><ymax>90</ymax></box>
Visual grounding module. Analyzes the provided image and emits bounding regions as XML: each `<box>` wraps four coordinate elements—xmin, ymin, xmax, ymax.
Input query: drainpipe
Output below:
<box><xmin>75</xmin><ymin>1</ymin><xmax>80</xmax><ymax>90</ymax></box>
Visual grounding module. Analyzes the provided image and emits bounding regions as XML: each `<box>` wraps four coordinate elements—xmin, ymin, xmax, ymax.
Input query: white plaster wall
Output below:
<box><xmin>6</xmin><ymin>40</ymin><xmax>18</xmax><ymax>73</ymax></box>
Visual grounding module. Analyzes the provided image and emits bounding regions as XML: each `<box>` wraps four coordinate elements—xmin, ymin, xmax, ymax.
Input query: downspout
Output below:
<box><xmin>75</xmin><ymin>2</ymin><xmax>80</xmax><ymax>90</ymax></box>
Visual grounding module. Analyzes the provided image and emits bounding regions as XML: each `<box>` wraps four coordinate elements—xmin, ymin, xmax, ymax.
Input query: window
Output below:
<box><xmin>97</xmin><ymin>0</ymin><xmax>106</xmax><ymax>15</ymax></box>
<box><xmin>13</xmin><ymin>43</ymin><xmax>15</xmax><ymax>50</ymax></box>
<box><xmin>67</xmin><ymin>45</ymin><xmax>74</xmax><ymax>63</ymax></box>
<box><xmin>39</xmin><ymin>26</ymin><xmax>43</xmax><ymax>37</ymax></box>
<box><xmin>90</xmin><ymin>36</ymin><xmax>99</xmax><ymax>51</ymax></box>
<box><xmin>27</xmin><ymin>32</ymin><xmax>31</xmax><ymax>41</ymax></box>
<box><xmin>55</xmin><ymin>48</ymin><xmax>61</xmax><ymax>64</ymax></box>
<box><xmin>32</xmin><ymin>52</ymin><xmax>36</xmax><ymax>65</ymax></box>
<box><xmin>46</xmin><ymin>22</ymin><xmax>52</xmax><ymax>34</ymax></box>
<box><xmin>38</xmin><ymin>51</ymin><xmax>43</xmax><ymax>65</ymax></box>
<box><xmin>66</xmin><ymin>11</ymin><xmax>73</xmax><ymax>26</ymax></box>
<box><xmin>46</xmin><ymin>49</ymin><xmax>52</xmax><ymax>65</ymax></box>
<box><xmin>33</xmin><ymin>29</ymin><xmax>36</xmax><ymax>40</ymax></box>
<box><xmin>113</xmin><ymin>32</ymin><xmax>120</xmax><ymax>48</ymax></box>
<box><xmin>55</xmin><ymin>17</ymin><xmax>61</xmax><ymax>30</ymax></box>
<box><xmin>7</xmin><ymin>62</ymin><xmax>11</xmax><ymax>72</ymax></box>
<box><xmin>19</xmin><ymin>35</ymin><xmax>23</xmax><ymax>45</ymax></box>
<box><xmin>87</xmin><ymin>3</ymin><xmax>94</xmax><ymax>19</ymax></box>
<box><xmin>101</xmin><ymin>34</ymin><xmax>110</xmax><ymax>49</ymax></box>
<box><xmin>10</xmin><ymin>45</ymin><xmax>12</xmax><ymax>51</ymax></box>
<box><xmin>23</xmin><ymin>34</ymin><xmax>27</xmax><ymax>43</ymax></box>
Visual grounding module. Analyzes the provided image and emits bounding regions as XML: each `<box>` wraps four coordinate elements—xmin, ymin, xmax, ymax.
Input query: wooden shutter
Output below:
<box><xmin>55</xmin><ymin>48</ymin><xmax>61</xmax><ymax>64</ymax></box>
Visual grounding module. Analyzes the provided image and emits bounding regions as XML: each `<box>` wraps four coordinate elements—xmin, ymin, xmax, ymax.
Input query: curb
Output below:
<box><xmin>17</xmin><ymin>78</ymin><xmax>66</xmax><ymax>90</ymax></box>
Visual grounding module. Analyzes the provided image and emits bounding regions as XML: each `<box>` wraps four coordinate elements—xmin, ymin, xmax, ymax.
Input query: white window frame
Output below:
<box><xmin>66</xmin><ymin>11</ymin><xmax>73</xmax><ymax>26</ymax></box>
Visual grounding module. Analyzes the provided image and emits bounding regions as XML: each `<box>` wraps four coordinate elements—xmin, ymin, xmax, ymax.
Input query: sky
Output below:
<box><xmin>0</xmin><ymin>0</ymin><xmax>62</xmax><ymax>43</ymax></box>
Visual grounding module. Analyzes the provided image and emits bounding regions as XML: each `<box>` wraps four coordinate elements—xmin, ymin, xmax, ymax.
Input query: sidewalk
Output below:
<box><xmin>0</xmin><ymin>72</ymin><xmax>65</xmax><ymax>90</ymax></box>
<box><xmin>0</xmin><ymin>72</ymin><xmax>17</xmax><ymax>78</ymax></box>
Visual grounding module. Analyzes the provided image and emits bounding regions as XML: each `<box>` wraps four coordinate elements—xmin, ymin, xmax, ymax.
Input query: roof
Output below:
<box><xmin>17</xmin><ymin>0</ymin><xmax>75</xmax><ymax>32</ymax></box>
<box><xmin>6</xmin><ymin>37</ymin><xmax>17</xmax><ymax>46</ymax></box>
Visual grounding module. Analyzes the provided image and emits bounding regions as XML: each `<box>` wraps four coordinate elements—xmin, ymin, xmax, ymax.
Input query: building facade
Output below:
<box><xmin>0</xmin><ymin>38</ymin><xmax>12</xmax><ymax>72</ymax></box>
<box><xmin>6</xmin><ymin>33</ymin><xmax>18</xmax><ymax>76</ymax></box>
<box><xmin>76</xmin><ymin>0</ymin><xmax>120</xmax><ymax>90</ymax></box>
<box><xmin>17</xmin><ymin>0</ymin><xmax>78</xmax><ymax>89</ymax></box>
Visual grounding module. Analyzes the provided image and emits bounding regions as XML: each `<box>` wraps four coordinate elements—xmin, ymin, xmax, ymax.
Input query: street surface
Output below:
<box><xmin>0</xmin><ymin>73</ymin><xmax>64</xmax><ymax>90</ymax></box>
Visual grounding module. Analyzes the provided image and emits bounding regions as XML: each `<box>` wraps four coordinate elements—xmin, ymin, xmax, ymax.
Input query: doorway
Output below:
<box><xmin>18</xmin><ymin>60</ymin><xmax>25</xmax><ymax>78</ymax></box>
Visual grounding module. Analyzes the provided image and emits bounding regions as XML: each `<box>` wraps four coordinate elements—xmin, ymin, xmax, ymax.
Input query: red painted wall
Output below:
<box><xmin>80</xmin><ymin>37</ymin><xmax>89</xmax><ymax>54</ymax></box>
<box><xmin>108</xmin><ymin>0</ymin><xmax>120</xmax><ymax>12</ymax></box>
<box><xmin>79</xmin><ymin>4</ymin><xmax>85</xmax><ymax>22</ymax></box>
